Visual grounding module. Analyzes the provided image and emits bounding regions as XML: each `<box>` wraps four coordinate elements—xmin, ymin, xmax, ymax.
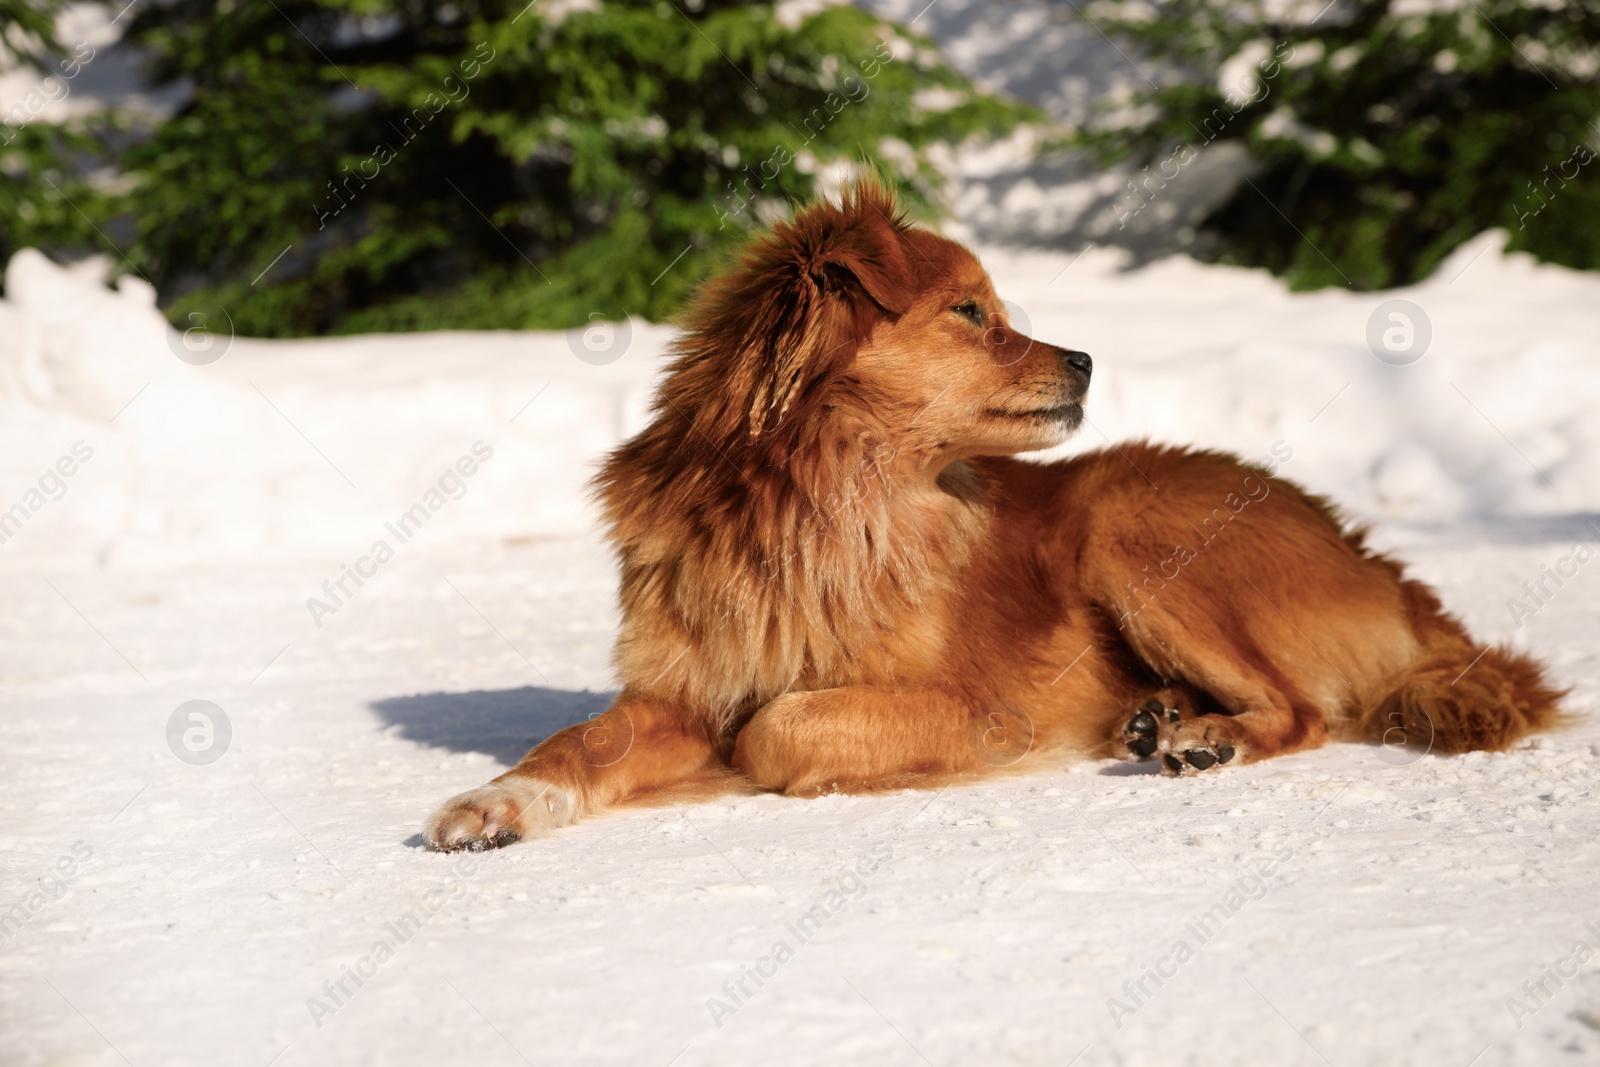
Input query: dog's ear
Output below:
<box><xmin>811</xmin><ymin>208</ymin><xmax>914</xmax><ymax>316</ymax></box>
<box><xmin>672</xmin><ymin>183</ymin><xmax>916</xmax><ymax>442</ymax></box>
<box><xmin>742</xmin><ymin>191</ymin><xmax>913</xmax><ymax>437</ymax></box>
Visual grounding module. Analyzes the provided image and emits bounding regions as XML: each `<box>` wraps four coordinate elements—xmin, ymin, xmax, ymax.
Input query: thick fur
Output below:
<box><xmin>424</xmin><ymin>182</ymin><xmax>1564</xmax><ymax>850</ymax></box>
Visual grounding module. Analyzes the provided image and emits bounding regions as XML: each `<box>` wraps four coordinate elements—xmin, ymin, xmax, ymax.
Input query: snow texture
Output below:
<box><xmin>3</xmin><ymin>2</ymin><xmax>1600</xmax><ymax>1066</ymax></box>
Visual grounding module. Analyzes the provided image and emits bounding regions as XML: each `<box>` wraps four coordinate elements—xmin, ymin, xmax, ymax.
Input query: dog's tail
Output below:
<box><xmin>1352</xmin><ymin>579</ymin><xmax>1568</xmax><ymax>755</ymax></box>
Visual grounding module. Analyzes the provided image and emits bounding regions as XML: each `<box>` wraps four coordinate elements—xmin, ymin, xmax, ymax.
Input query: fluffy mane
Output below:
<box><xmin>591</xmin><ymin>183</ymin><xmax>979</xmax><ymax>731</ymax></box>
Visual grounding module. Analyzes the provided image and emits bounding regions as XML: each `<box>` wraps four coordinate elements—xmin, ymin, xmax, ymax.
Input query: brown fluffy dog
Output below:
<box><xmin>424</xmin><ymin>182</ymin><xmax>1564</xmax><ymax>851</ymax></box>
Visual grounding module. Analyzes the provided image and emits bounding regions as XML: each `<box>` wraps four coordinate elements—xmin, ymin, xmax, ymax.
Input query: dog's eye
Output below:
<box><xmin>951</xmin><ymin>301</ymin><xmax>984</xmax><ymax>325</ymax></box>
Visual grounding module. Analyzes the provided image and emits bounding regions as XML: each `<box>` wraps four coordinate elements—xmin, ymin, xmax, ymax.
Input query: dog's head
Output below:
<box><xmin>668</xmin><ymin>181</ymin><xmax>1090</xmax><ymax>465</ymax></box>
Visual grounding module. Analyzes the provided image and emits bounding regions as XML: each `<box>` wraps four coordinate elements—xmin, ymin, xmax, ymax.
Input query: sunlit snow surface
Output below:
<box><xmin>3</xmin><ymin>2</ymin><xmax>1600</xmax><ymax>1064</ymax></box>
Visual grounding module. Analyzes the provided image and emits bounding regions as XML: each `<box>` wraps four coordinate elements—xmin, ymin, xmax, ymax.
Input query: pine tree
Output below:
<box><xmin>1077</xmin><ymin>0</ymin><xmax>1600</xmax><ymax>289</ymax></box>
<box><xmin>73</xmin><ymin>0</ymin><xmax>1033</xmax><ymax>336</ymax></box>
<box><xmin>0</xmin><ymin>0</ymin><xmax>104</xmax><ymax>280</ymax></box>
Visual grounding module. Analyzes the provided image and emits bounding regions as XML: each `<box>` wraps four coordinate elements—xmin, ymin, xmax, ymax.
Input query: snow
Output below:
<box><xmin>5</xmin><ymin>2</ymin><xmax>1600</xmax><ymax>1065</ymax></box>
<box><xmin>0</xmin><ymin>3</ymin><xmax>186</xmax><ymax>126</ymax></box>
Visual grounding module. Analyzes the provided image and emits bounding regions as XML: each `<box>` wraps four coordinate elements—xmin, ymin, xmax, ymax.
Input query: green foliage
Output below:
<box><xmin>0</xmin><ymin>124</ymin><xmax>102</xmax><ymax>269</ymax></box>
<box><xmin>0</xmin><ymin>0</ymin><xmax>60</xmax><ymax>63</ymax></box>
<box><xmin>1077</xmin><ymin>0</ymin><xmax>1600</xmax><ymax>289</ymax></box>
<box><xmin>0</xmin><ymin>1</ymin><xmax>109</xmax><ymax>279</ymax></box>
<box><xmin>83</xmin><ymin>0</ymin><xmax>1033</xmax><ymax>335</ymax></box>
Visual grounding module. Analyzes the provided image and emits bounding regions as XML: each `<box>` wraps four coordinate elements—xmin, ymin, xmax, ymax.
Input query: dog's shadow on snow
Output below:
<box><xmin>373</xmin><ymin>686</ymin><xmax>617</xmax><ymax>849</ymax></box>
<box><xmin>370</xmin><ymin>686</ymin><xmax>617</xmax><ymax>769</ymax></box>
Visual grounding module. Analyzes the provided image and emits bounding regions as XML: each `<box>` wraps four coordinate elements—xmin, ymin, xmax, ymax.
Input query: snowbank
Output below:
<box><xmin>2</xmin><ymin>229</ymin><xmax>1597</xmax><ymax>571</ymax></box>
<box><xmin>0</xmin><ymin>248</ymin><xmax>673</xmax><ymax>568</ymax></box>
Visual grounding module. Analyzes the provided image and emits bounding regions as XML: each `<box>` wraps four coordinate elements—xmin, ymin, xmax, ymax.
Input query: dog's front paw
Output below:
<box><xmin>424</xmin><ymin>776</ymin><xmax>577</xmax><ymax>852</ymax></box>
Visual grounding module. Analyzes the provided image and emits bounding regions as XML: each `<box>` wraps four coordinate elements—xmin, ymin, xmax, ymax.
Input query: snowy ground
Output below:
<box><xmin>5</xmin><ymin>3</ymin><xmax>1600</xmax><ymax>1065</ymax></box>
<box><xmin>4</xmin><ymin>227</ymin><xmax>1600</xmax><ymax>1067</ymax></box>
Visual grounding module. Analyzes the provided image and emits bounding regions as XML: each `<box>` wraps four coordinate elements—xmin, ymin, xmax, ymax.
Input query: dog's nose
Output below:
<box><xmin>1060</xmin><ymin>349</ymin><xmax>1092</xmax><ymax>377</ymax></box>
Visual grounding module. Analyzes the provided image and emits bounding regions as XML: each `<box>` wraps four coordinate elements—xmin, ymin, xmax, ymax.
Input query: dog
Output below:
<box><xmin>424</xmin><ymin>181</ymin><xmax>1564</xmax><ymax>851</ymax></box>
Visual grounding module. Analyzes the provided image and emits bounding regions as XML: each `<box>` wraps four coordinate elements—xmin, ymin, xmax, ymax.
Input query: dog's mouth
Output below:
<box><xmin>985</xmin><ymin>401</ymin><xmax>1082</xmax><ymax>424</ymax></box>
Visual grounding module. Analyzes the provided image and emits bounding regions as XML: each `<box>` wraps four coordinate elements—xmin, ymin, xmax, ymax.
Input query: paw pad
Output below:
<box><xmin>1161</xmin><ymin>742</ymin><xmax>1237</xmax><ymax>776</ymax></box>
<box><xmin>1126</xmin><ymin>706</ymin><xmax>1162</xmax><ymax>758</ymax></box>
<box><xmin>459</xmin><ymin>829</ymin><xmax>522</xmax><ymax>853</ymax></box>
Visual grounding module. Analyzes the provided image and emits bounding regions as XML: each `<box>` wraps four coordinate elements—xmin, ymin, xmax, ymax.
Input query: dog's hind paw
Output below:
<box><xmin>1160</xmin><ymin>740</ymin><xmax>1238</xmax><ymax>775</ymax></box>
<box><xmin>1119</xmin><ymin>686</ymin><xmax>1204</xmax><ymax>761</ymax></box>
<box><xmin>1119</xmin><ymin>687</ymin><xmax>1243</xmax><ymax>774</ymax></box>
<box><xmin>1122</xmin><ymin>700</ymin><xmax>1163</xmax><ymax>759</ymax></box>
<box><xmin>1159</xmin><ymin>718</ymin><xmax>1244</xmax><ymax>776</ymax></box>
